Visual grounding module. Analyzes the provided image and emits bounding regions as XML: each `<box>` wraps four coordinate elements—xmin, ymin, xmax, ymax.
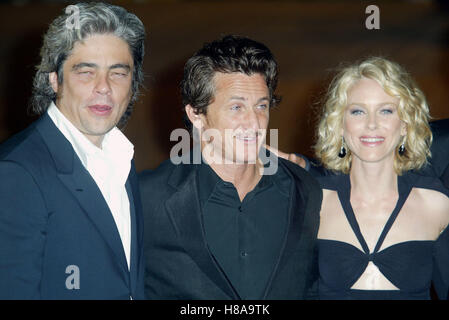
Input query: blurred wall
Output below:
<box><xmin>0</xmin><ymin>1</ymin><xmax>448</xmax><ymax>172</ymax></box>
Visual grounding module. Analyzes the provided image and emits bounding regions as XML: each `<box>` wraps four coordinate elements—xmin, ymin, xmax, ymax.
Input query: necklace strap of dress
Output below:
<box><xmin>337</xmin><ymin>175</ymin><xmax>371</xmax><ymax>254</ymax></box>
<box><xmin>372</xmin><ymin>175</ymin><xmax>412</xmax><ymax>253</ymax></box>
<box><xmin>337</xmin><ymin>174</ymin><xmax>413</xmax><ymax>255</ymax></box>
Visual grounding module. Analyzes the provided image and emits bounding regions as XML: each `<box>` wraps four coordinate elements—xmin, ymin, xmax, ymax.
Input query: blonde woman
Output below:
<box><xmin>314</xmin><ymin>57</ymin><xmax>449</xmax><ymax>299</ymax></box>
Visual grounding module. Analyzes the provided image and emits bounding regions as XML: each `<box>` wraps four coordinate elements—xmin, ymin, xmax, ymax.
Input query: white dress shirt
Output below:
<box><xmin>48</xmin><ymin>102</ymin><xmax>134</xmax><ymax>270</ymax></box>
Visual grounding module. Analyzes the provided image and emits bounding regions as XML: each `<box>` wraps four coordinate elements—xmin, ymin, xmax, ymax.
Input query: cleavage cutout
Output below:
<box><xmin>336</xmin><ymin>175</ymin><xmax>412</xmax><ymax>290</ymax></box>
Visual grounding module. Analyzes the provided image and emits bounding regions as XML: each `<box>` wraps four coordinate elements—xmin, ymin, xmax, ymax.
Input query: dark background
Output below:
<box><xmin>0</xmin><ymin>0</ymin><xmax>448</xmax><ymax>172</ymax></box>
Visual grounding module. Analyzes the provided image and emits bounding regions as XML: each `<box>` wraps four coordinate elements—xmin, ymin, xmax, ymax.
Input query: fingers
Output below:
<box><xmin>288</xmin><ymin>153</ymin><xmax>306</xmax><ymax>168</ymax></box>
<box><xmin>265</xmin><ymin>144</ymin><xmax>306</xmax><ymax>168</ymax></box>
<box><xmin>264</xmin><ymin>144</ymin><xmax>288</xmax><ymax>160</ymax></box>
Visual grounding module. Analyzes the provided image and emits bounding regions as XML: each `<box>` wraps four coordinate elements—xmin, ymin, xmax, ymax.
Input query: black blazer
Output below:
<box><xmin>0</xmin><ymin>113</ymin><xmax>144</xmax><ymax>299</ymax></box>
<box><xmin>428</xmin><ymin>119</ymin><xmax>449</xmax><ymax>187</ymax></box>
<box><xmin>140</xmin><ymin>157</ymin><xmax>322</xmax><ymax>299</ymax></box>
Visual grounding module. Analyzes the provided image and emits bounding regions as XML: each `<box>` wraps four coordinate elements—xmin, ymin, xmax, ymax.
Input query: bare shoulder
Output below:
<box><xmin>318</xmin><ymin>188</ymin><xmax>355</xmax><ymax>241</ymax></box>
<box><xmin>413</xmin><ymin>187</ymin><xmax>449</xmax><ymax>231</ymax></box>
<box><xmin>320</xmin><ymin>189</ymin><xmax>339</xmax><ymax>217</ymax></box>
<box><xmin>414</xmin><ymin>187</ymin><xmax>449</xmax><ymax>208</ymax></box>
<box><xmin>322</xmin><ymin>188</ymin><xmax>338</xmax><ymax>202</ymax></box>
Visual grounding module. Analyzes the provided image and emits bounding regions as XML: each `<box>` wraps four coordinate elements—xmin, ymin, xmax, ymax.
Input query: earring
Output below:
<box><xmin>338</xmin><ymin>136</ymin><xmax>346</xmax><ymax>158</ymax></box>
<box><xmin>398</xmin><ymin>142</ymin><xmax>405</xmax><ymax>155</ymax></box>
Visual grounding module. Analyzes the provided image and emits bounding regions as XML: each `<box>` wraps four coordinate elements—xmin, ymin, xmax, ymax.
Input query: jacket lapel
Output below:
<box><xmin>57</xmin><ymin>164</ymin><xmax>129</xmax><ymax>273</ymax></box>
<box><xmin>36</xmin><ymin>113</ymin><xmax>129</xmax><ymax>277</ymax></box>
<box><xmin>164</xmin><ymin>163</ymin><xmax>240</xmax><ymax>299</ymax></box>
<box><xmin>127</xmin><ymin>162</ymin><xmax>143</xmax><ymax>295</ymax></box>
<box><xmin>262</xmin><ymin>159</ymin><xmax>307</xmax><ymax>298</ymax></box>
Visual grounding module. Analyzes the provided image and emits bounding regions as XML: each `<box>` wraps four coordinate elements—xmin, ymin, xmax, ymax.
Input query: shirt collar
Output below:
<box><xmin>47</xmin><ymin>102</ymin><xmax>134</xmax><ymax>181</ymax></box>
<box><xmin>197</xmin><ymin>159</ymin><xmax>277</xmax><ymax>206</ymax></box>
<box><xmin>198</xmin><ymin>160</ymin><xmax>222</xmax><ymax>206</ymax></box>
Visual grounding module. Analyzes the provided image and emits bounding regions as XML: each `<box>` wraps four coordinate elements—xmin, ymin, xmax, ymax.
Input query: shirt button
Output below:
<box><xmin>241</xmin><ymin>251</ymin><xmax>248</xmax><ymax>257</ymax></box>
<box><xmin>238</xmin><ymin>206</ymin><xmax>243</xmax><ymax>212</ymax></box>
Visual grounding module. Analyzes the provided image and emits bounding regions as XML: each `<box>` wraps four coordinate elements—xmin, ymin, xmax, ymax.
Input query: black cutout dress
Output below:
<box><xmin>317</xmin><ymin>172</ymin><xmax>449</xmax><ymax>300</ymax></box>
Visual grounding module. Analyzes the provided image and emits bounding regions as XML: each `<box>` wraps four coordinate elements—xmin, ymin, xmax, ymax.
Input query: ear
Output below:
<box><xmin>185</xmin><ymin>104</ymin><xmax>204</xmax><ymax>131</ymax></box>
<box><xmin>49</xmin><ymin>72</ymin><xmax>59</xmax><ymax>93</ymax></box>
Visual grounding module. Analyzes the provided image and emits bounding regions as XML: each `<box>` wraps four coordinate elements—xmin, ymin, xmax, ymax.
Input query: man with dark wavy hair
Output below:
<box><xmin>0</xmin><ymin>3</ymin><xmax>146</xmax><ymax>299</ymax></box>
<box><xmin>140</xmin><ymin>35</ymin><xmax>322</xmax><ymax>299</ymax></box>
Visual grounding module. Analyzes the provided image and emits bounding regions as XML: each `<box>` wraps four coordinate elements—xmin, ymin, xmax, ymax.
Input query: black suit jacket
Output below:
<box><xmin>140</xmin><ymin>156</ymin><xmax>322</xmax><ymax>299</ymax></box>
<box><xmin>0</xmin><ymin>113</ymin><xmax>145</xmax><ymax>299</ymax></box>
<box><xmin>428</xmin><ymin>119</ymin><xmax>449</xmax><ymax>187</ymax></box>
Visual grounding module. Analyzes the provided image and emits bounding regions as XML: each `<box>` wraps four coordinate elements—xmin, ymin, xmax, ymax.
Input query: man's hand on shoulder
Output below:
<box><xmin>264</xmin><ymin>144</ymin><xmax>306</xmax><ymax>168</ymax></box>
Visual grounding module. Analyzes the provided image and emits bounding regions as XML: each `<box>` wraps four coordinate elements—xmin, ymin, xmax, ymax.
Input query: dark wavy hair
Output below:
<box><xmin>30</xmin><ymin>2</ymin><xmax>145</xmax><ymax>127</ymax></box>
<box><xmin>181</xmin><ymin>35</ymin><xmax>281</xmax><ymax>132</ymax></box>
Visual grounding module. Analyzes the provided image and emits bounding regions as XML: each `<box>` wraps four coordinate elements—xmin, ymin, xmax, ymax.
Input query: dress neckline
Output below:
<box><xmin>336</xmin><ymin>174</ymin><xmax>413</xmax><ymax>255</ymax></box>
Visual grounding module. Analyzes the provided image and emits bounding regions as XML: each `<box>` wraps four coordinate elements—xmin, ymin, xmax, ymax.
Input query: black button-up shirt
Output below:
<box><xmin>198</xmin><ymin>162</ymin><xmax>291</xmax><ymax>299</ymax></box>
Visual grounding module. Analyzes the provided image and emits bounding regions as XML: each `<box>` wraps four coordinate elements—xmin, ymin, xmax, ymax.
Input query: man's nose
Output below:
<box><xmin>94</xmin><ymin>73</ymin><xmax>112</xmax><ymax>95</ymax></box>
<box><xmin>244</xmin><ymin>109</ymin><xmax>260</xmax><ymax>128</ymax></box>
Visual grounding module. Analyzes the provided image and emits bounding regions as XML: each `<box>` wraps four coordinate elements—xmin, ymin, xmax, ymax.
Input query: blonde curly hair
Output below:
<box><xmin>314</xmin><ymin>57</ymin><xmax>432</xmax><ymax>175</ymax></box>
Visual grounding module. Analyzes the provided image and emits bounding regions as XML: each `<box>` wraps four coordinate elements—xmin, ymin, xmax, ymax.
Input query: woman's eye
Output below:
<box><xmin>350</xmin><ymin>109</ymin><xmax>364</xmax><ymax>115</ymax></box>
<box><xmin>380</xmin><ymin>108</ymin><xmax>393</xmax><ymax>115</ymax></box>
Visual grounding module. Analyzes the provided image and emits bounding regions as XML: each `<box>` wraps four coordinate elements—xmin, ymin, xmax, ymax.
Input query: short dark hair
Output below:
<box><xmin>31</xmin><ymin>2</ymin><xmax>145</xmax><ymax>128</ymax></box>
<box><xmin>181</xmin><ymin>35</ymin><xmax>281</xmax><ymax>131</ymax></box>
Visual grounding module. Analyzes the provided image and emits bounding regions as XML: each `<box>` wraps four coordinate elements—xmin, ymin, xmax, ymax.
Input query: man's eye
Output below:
<box><xmin>78</xmin><ymin>70</ymin><xmax>93</xmax><ymax>75</ymax></box>
<box><xmin>231</xmin><ymin>105</ymin><xmax>241</xmax><ymax>110</ymax></box>
<box><xmin>257</xmin><ymin>104</ymin><xmax>268</xmax><ymax>110</ymax></box>
<box><xmin>112</xmin><ymin>72</ymin><xmax>127</xmax><ymax>77</ymax></box>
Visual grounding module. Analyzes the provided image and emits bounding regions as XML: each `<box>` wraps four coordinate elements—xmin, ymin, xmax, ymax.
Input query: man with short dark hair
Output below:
<box><xmin>0</xmin><ymin>3</ymin><xmax>146</xmax><ymax>299</ymax></box>
<box><xmin>140</xmin><ymin>35</ymin><xmax>322</xmax><ymax>300</ymax></box>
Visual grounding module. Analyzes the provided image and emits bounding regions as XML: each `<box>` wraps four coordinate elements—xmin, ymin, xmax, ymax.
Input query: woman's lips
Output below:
<box><xmin>360</xmin><ymin>136</ymin><xmax>385</xmax><ymax>147</ymax></box>
<box><xmin>88</xmin><ymin>104</ymin><xmax>112</xmax><ymax>116</ymax></box>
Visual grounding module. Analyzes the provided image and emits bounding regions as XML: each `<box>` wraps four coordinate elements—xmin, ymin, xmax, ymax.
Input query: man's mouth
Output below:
<box><xmin>235</xmin><ymin>135</ymin><xmax>257</xmax><ymax>142</ymax></box>
<box><xmin>88</xmin><ymin>104</ymin><xmax>112</xmax><ymax>116</ymax></box>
